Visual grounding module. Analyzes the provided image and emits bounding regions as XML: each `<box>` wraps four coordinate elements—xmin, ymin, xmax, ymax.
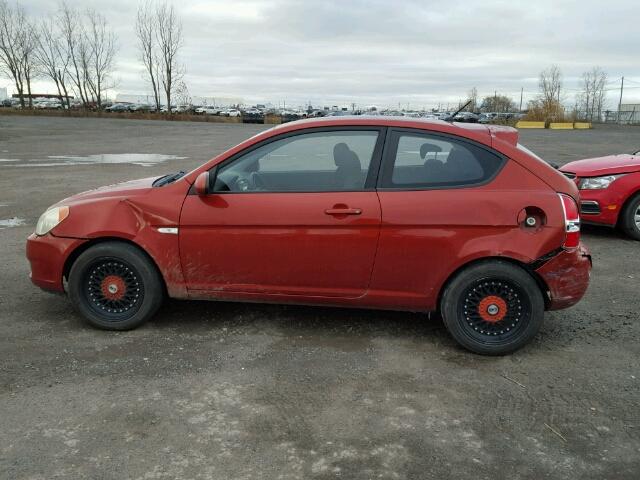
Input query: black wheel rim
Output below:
<box><xmin>83</xmin><ymin>257</ymin><xmax>144</xmax><ymax>321</ymax></box>
<box><xmin>458</xmin><ymin>277</ymin><xmax>531</xmax><ymax>345</ymax></box>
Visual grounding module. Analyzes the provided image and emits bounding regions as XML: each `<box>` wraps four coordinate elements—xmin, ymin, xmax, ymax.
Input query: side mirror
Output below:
<box><xmin>194</xmin><ymin>171</ymin><xmax>210</xmax><ymax>195</ymax></box>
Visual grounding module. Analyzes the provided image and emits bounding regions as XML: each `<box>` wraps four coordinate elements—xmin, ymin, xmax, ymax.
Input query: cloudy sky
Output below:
<box><xmin>6</xmin><ymin>0</ymin><xmax>640</xmax><ymax>109</ymax></box>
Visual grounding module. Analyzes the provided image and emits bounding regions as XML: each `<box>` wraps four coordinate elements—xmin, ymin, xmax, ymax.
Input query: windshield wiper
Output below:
<box><xmin>153</xmin><ymin>171</ymin><xmax>185</xmax><ymax>187</ymax></box>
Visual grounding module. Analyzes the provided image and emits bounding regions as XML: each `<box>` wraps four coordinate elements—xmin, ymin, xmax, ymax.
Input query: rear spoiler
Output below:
<box><xmin>487</xmin><ymin>125</ymin><xmax>518</xmax><ymax>147</ymax></box>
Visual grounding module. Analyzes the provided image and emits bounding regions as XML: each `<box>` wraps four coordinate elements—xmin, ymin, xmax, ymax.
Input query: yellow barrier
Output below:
<box><xmin>549</xmin><ymin>122</ymin><xmax>574</xmax><ymax>129</ymax></box>
<box><xmin>516</xmin><ymin>121</ymin><xmax>546</xmax><ymax>129</ymax></box>
<box><xmin>574</xmin><ymin>122</ymin><xmax>592</xmax><ymax>129</ymax></box>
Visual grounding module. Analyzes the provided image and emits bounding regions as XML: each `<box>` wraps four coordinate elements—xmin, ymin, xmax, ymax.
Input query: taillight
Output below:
<box><xmin>558</xmin><ymin>193</ymin><xmax>580</xmax><ymax>249</ymax></box>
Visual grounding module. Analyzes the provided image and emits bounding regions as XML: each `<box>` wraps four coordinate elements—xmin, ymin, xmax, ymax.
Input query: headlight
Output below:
<box><xmin>579</xmin><ymin>174</ymin><xmax>625</xmax><ymax>190</ymax></box>
<box><xmin>35</xmin><ymin>206</ymin><xmax>69</xmax><ymax>236</ymax></box>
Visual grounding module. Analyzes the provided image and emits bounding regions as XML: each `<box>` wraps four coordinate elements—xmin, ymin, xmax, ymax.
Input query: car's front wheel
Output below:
<box><xmin>620</xmin><ymin>193</ymin><xmax>640</xmax><ymax>241</ymax></box>
<box><xmin>68</xmin><ymin>242</ymin><xmax>164</xmax><ymax>330</ymax></box>
<box><xmin>440</xmin><ymin>260</ymin><xmax>545</xmax><ymax>355</ymax></box>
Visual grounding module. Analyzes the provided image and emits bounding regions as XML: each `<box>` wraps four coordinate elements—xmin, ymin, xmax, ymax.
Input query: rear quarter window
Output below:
<box><xmin>380</xmin><ymin>130</ymin><xmax>505</xmax><ymax>189</ymax></box>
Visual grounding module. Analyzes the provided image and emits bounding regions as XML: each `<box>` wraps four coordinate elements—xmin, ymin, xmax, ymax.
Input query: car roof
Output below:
<box><xmin>267</xmin><ymin>115</ymin><xmax>498</xmax><ymax>146</ymax></box>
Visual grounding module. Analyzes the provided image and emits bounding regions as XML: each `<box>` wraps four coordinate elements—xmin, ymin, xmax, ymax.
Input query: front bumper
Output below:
<box><xmin>534</xmin><ymin>243</ymin><xmax>591</xmax><ymax>310</ymax></box>
<box><xmin>577</xmin><ymin>188</ymin><xmax>626</xmax><ymax>226</ymax></box>
<box><xmin>26</xmin><ymin>233</ymin><xmax>86</xmax><ymax>293</ymax></box>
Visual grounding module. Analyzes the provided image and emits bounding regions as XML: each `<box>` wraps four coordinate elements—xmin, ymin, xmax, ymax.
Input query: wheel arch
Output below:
<box><xmin>435</xmin><ymin>256</ymin><xmax>551</xmax><ymax>313</ymax></box>
<box><xmin>616</xmin><ymin>188</ymin><xmax>640</xmax><ymax>227</ymax></box>
<box><xmin>62</xmin><ymin>236</ymin><xmax>168</xmax><ymax>295</ymax></box>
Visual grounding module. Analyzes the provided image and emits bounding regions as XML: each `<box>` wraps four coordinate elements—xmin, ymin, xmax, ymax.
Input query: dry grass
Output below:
<box><xmin>0</xmin><ymin>108</ymin><xmax>247</xmax><ymax>123</ymax></box>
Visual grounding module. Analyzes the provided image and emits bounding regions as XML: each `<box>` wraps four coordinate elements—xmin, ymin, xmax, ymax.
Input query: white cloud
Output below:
<box><xmin>3</xmin><ymin>0</ymin><xmax>640</xmax><ymax>109</ymax></box>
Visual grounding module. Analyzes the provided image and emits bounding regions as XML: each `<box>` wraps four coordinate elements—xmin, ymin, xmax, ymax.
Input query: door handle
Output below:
<box><xmin>325</xmin><ymin>208</ymin><xmax>362</xmax><ymax>215</ymax></box>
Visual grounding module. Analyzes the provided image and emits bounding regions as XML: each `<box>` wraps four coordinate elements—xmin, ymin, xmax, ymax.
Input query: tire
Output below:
<box><xmin>620</xmin><ymin>193</ymin><xmax>640</xmax><ymax>241</ymax></box>
<box><xmin>440</xmin><ymin>260</ymin><xmax>545</xmax><ymax>355</ymax></box>
<box><xmin>68</xmin><ymin>242</ymin><xmax>164</xmax><ymax>330</ymax></box>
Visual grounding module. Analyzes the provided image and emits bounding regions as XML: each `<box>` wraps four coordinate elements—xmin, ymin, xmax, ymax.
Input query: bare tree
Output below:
<box><xmin>34</xmin><ymin>17</ymin><xmax>72</xmax><ymax>108</ymax></box>
<box><xmin>84</xmin><ymin>9</ymin><xmax>117</xmax><ymax>108</ymax></box>
<box><xmin>0</xmin><ymin>0</ymin><xmax>36</xmax><ymax>107</ymax></box>
<box><xmin>17</xmin><ymin>15</ymin><xmax>37</xmax><ymax>107</ymax></box>
<box><xmin>466</xmin><ymin>87</ymin><xmax>478</xmax><ymax>112</ymax></box>
<box><xmin>537</xmin><ymin>64</ymin><xmax>563</xmax><ymax>119</ymax></box>
<box><xmin>57</xmin><ymin>3</ymin><xmax>117</xmax><ymax>109</ymax></box>
<box><xmin>136</xmin><ymin>1</ymin><xmax>161</xmax><ymax>111</ymax></box>
<box><xmin>539</xmin><ymin>65</ymin><xmax>562</xmax><ymax>104</ymax></box>
<box><xmin>155</xmin><ymin>2</ymin><xmax>183</xmax><ymax>113</ymax></box>
<box><xmin>59</xmin><ymin>2</ymin><xmax>88</xmax><ymax>106</ymax></box>
<box><xmin>578</xmin><ymin>67</ymin><xmax>607</xmax><ymax>122</ymax></box>
<box><xmin>480</xmin><ymin>94</ymin><xmax>515</xmax><ymax>113</ymax></box>
<box><xmin>174</xmin><ymin>80</ymin><xmax>191</xmax><ymax>107</ymax></box>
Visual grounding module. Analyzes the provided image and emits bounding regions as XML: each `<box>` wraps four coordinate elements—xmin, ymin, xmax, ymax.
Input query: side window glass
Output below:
<box><xmin>213</xmin><ymin>131</ymin><xmax>379</xmax><ymax>192</ymax></box>
<box><xmin>383</xmin><ymin>132</ymin><xmax>503</xmax><ymax>188</ymax></box>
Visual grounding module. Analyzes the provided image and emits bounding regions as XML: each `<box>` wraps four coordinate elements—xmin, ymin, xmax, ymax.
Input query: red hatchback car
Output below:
<box><xmin>27</xmin><ymin>117</ymin><xmax>591</xmax><ymax>354</ymax></box>
<box><xmin>560</xmin><ymin>152</ymin><xmax>640</xmax><ymax>240</ymax></box>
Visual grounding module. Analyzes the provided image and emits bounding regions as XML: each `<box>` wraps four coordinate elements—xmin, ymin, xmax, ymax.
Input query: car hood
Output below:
<box><xmin>560</xmin><ymin>154</ymin><xmax>640</xmax><ymax>177</ymax></box>
<box><xmin>56</xmin><ymin>176</ymin><xmax>157</xmax><ymax>206</ymax></box>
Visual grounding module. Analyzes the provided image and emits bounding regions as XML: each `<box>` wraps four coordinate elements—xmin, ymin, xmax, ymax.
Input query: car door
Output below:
<box><xmin>179</xmin><ymin>127</ymin><xmax>385</xmax><ymax>298</ymax></box>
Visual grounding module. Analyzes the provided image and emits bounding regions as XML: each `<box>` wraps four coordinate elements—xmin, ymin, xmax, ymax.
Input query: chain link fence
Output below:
<box><xmin>601</xmin><ymin>109</ymin><xmax>640</xmax><ymax>124</ymax></box>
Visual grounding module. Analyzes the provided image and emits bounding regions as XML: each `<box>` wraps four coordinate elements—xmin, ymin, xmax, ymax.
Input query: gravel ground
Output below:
<box><xmin>0</xmin><ymin>116</ymin><xmax>639</xmax><ymax>479</ymax></box>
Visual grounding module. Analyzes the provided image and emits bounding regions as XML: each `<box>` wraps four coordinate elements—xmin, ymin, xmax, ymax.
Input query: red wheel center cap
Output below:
<box><xmin>101</xmin><ymin>275</ymin><xmax>126</xmax><ymax>301</ymax></box>
<box><xmin>478</xmin><ymin>295</ymin><xmax>508</xmax><ymax>323</ymax></box>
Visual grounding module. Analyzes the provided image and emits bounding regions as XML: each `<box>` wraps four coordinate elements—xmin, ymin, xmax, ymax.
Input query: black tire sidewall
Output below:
<box><xmin>68</xmin><ymin>242</ymin><xmax>164</xmax><ymax>330</ymax></box>
<box><xmin>622</xmin><ymin>194</ymin><xmax>640</xmax><ymax>240</ymax></box>
<box><xmin>441</xmin><ymin>261</ymin><xmax>545</xmax><ymax>355</ymax></box>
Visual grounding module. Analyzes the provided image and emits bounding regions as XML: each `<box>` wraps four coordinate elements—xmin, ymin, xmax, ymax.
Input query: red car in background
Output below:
<box><xmin>560</xmin><ymin>152</ymin><xmax>640</xmax><ymax>240</ymax></box>
<box><xmin>26</xmin><ymin>117</ymin><xmax>591</xmax><ymax>355</ymax></box>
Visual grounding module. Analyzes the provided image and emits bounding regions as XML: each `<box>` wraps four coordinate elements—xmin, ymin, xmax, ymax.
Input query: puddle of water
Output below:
<box><xmin>0</xmin><ymin>217</ymin><xmax>26</xmax><ymax>229</ymax></box>
<box><xmin>1</xmin><ymin>154</ymin><xmax>188</xmax><ymax>168</ymax></box>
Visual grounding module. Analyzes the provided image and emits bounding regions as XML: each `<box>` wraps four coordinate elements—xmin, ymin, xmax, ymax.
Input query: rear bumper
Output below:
<box><xmin>26</xmin><ymin>233</ymin><xmax>86</xmax><ymax>293</ymax></box>
<box><xmin>534</xmin><ymin>244</ymin><xmax>591</xmax><ymax>310</ymax></box>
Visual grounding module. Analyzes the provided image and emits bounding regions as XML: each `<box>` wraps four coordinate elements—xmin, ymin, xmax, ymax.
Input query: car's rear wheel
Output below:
<box><xmin>68</xmin><ymin>242</ymin><xmax>164</xmax><ymax>330</ymax></box>
<box><xmin>440</xmin><ymin>260</ymin><xmax>544</xmax><ymax>355</ymax></box>
<box><xmin>620</xmin><ymin>193</ymin><xmax>640</xmax><ymax>241</ymax></box>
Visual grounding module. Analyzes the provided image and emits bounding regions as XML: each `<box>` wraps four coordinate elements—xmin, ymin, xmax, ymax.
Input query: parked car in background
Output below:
<box><xmin>195</xmin><ymin>106</ymin><xmax>217</xmax><ymax>114</ymax></box>
<box><xmin>26</xmin><ymin>116</ymin><xmax>590</xmax><ymax>355</ymax></box>
<box><xmin>221</xmin><ymin>108</ymin><xmax>241</xmax><ymax>117</ymax></box>
<box><xmin>326</xmin><ymin>110</ymin><xmax>351</xmax><ymax>117</ymax></box>
<box><xmin>453</xmin><ymin>112</ymin><xmax>480</xmax><ymax>123</ymax></box>
<box><xmin>560</xmin><ymin>151</ymin><xmax>640</xmax><ymax>240</ymax></box>
<box><xmin>478</xmin><ymin>113</ymin><xmax>497</xmax><ymax>124</ymax></box>
<box><xmin>34</xmin><ymin>100</ymin><xmax>62</xmax><ymax>109</ymax></box>
<box><xmin>106</xmin><ymin>103</ymin><xmax>130</xmax><ymax>112</ymax></box>
<box><xmin>129</xmin><ymin>103</ymin><xmax>151</xmax><ymax>112</ymax></box>
<box><xmin>242</xmin><ymin>108</ymin><xmax>264</xmax><ymax>123</ymax></box>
